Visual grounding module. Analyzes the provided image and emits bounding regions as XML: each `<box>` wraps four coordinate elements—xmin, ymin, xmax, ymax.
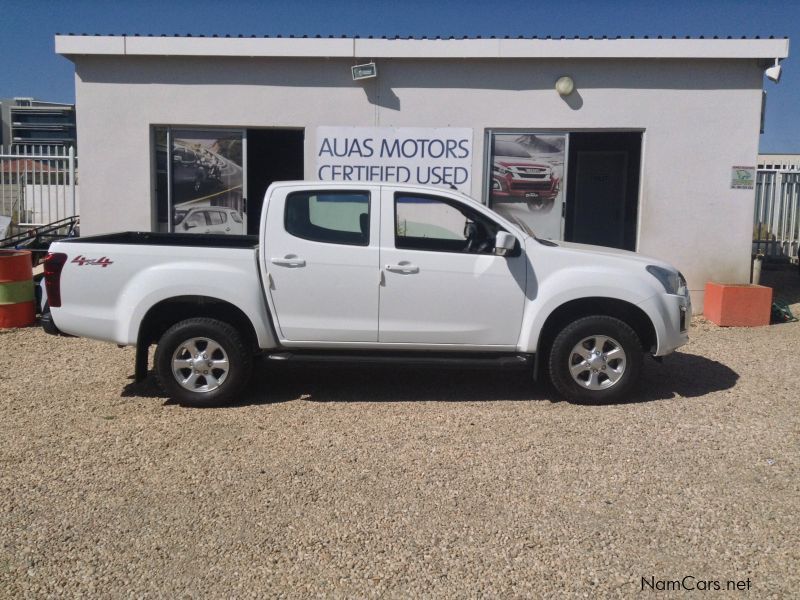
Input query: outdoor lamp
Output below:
<box><xmin>765</xmin><ymin>59</ymin><xmax>782</xmax><ymax>83</ymax></box>
<box><xmin>555</xmin><ymin>76</ymin><xmax>575</xmax><ymax>96</ymax></box>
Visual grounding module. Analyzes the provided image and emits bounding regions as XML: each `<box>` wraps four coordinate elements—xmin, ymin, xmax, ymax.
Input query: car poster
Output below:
<box><xmin>488</xmin><ymin>133</ymin><xmax>566</xmax><ymax>240</ymax></box>
<box><xmin>170</xmin><ymin>129</ymin><xmax>245</xmax><ymax>235</ymax></box>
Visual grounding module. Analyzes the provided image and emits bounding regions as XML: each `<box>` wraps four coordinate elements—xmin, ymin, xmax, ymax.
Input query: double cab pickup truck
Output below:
<box><xmin>42</xmin><ymin>181</ymin><xmax>691</xmax><ymax>407</ymax></box>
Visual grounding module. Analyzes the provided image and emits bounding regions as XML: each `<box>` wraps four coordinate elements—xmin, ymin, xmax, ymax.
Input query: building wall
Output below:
<box><xmin>72</xmin><ymin>55</ymin><xmax>765</xmax><ymax>310</ymax></box>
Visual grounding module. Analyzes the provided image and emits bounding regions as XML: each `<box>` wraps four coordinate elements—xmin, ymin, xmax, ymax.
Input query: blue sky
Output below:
<box><xmin>0</xmin><ymin>0</ymin><xmax>796</xmax><ymax>152</ymax></box>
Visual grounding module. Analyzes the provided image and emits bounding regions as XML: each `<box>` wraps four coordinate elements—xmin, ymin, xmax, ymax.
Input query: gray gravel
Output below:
<box><xmin>1</xmin><ymin>268</ymin><xmax>798</xmax><ymax>598</ymax></box>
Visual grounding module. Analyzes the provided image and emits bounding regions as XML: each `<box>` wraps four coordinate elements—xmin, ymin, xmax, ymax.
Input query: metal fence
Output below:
<box><xmin>0</xmin><ymin>145</ymin><xmax>77</xmax><ymax>239</ymax></box>
<box><xmin>753</xmin><ymin>169</ymin><xmax>800</xmax><ymax>261</ymax></box>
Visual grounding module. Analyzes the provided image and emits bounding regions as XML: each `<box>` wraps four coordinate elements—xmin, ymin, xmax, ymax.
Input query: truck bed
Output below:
<box><xmin>57</xmin><ymin>231</ymin><xmax>258</xmax><ymax>249</ymax></box>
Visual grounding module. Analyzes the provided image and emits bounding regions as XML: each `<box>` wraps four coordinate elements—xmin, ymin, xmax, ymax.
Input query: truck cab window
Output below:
<box><xmin>285</xmin><ymin>191</ymin><xmax>370</xmax><ymax>246</ymax></box>
<box><xmin>395</xmin><ymin>193</ymin><xmax>500</xmax><ymax>254</ymax></box>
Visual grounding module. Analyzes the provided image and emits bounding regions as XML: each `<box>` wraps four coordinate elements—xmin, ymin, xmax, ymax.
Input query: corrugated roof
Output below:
<box><xmin>55</xmin><ymin>34</ymin><xmax>790</xmax><ymax>61</ymax></box>
<box><xmin>55</xmin><ymin>33</ymin><xmax>788</xmax><ymax>40</ymax></box>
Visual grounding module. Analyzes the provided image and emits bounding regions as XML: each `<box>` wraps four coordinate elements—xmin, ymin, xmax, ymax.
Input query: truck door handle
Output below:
<box><xmin>386</xmin><ymin>263</ymin><xmax>419</xmax><ymax>274</ymax></box>
<box><xmin>271</xmin><ymin>256</ymin><xmax>306</xmax><ymax>267</ymax></box>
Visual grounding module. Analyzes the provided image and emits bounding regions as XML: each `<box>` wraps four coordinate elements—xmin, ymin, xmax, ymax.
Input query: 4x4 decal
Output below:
<box><xmin>72</xmin><ymin>255</ymin><xmax>113</xmax><ymax>268</ymax></box>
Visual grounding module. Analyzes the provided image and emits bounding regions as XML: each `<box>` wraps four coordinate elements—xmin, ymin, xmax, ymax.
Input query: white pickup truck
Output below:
<box><xmin>42</xmin><ymin>181</ymin><xmax>691</xmax><ymax>406</ymax></box>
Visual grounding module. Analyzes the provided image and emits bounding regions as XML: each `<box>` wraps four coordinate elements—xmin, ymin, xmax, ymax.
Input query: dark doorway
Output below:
<box><xmin>246</xmin><ymin>129</ymin><xmax>304</xmax><ymax>235</ymax></box>
<box><xmin>564</xmin><ymin>132</ymin><xmax>642</xmax><ymax>251</ymax></box>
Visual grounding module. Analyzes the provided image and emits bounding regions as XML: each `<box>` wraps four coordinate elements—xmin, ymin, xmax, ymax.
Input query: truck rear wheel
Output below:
<box><xmin>155</xmin><ymin>317</ymin><xmax>252</xmax><ymax>407</ymax></box>
<box><xmin>548</xmin><ymin>315</ymin><xmax>642</xmax><ymax>404</ymax></box>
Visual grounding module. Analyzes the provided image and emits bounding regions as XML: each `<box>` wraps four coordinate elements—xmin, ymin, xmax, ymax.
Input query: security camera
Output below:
<box><xmin>765</xmin><ymin>59</ymin><xmax>782</xmax><ymax>83</ymax></box>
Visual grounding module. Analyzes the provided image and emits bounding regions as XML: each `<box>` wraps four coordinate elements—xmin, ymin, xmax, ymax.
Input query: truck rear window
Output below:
<box><xmin>285</xmin><ymin>191</ymin><xmax>370</xmax><ymax>246</ymax></box>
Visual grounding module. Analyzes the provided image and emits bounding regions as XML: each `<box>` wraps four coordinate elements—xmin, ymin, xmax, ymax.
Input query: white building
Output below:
<box><xmin>758</xmin><ymin>154</ymin><xmax>800</xmax><ymax>170</ymax></box>
<box><xmin>56</xmin><ymin>34</ymin><xmax>790</xmax><ymax>311</ymax></box>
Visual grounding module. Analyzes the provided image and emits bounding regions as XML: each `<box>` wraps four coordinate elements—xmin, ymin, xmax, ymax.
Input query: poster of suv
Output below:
<box><xmin>488</xmin><ymin>133</ymin><xmax>566</xmax><ymax>240</ymax></box>
<box><xmin>170</xmin><ymin>129</ymin><xmax>245</xmax><ymax>235</ymax></box>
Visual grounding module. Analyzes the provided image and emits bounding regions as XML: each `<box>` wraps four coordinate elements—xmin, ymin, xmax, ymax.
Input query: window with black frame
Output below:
<box><xmin>285</xmin><ymin>190</ymin><xmax>370</xmax><ymax>246</ymax></box>
<box><xmin>394</xmin><ymin>193</ymin><xmax>500</xmax><ymax>254</ymax></box>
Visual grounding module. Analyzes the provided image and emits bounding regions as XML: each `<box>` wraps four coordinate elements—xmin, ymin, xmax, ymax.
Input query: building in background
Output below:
<box><xmin>0</xmin><ymin>97</ymin><xmax>76</xmax><ymax>151</ymax></box>
<box><xmin>56</xmin><ymin>34</ymin><xmax>789</xmax><ymax>311</ymax></box>
<box><xmin>758</xmin><ymin>153</ymin><xmax>800</xmax><ymax>170</ymax></box>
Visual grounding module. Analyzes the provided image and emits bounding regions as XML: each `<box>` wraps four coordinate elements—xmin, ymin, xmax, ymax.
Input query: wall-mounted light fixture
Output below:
<box><xmin>555</xmin><ymin>76</ymin><xmax>575</xmax><ymax>96</ymax></box>
<box><xmin>765</xmin><ymin>58</ymin><xmax>782</xmax><ymax>84</ymax></box>
<box><xmin>352</xmin><ymin>62</ymin><xmax>377</xmax><ymax>81</ymax></box>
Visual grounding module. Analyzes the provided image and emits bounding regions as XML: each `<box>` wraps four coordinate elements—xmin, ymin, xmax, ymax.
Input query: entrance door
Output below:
<box><xmin>246</xmin><ymin>129</ymin><xmax>305</xmax><ymax>235</ymax></box>
<box><xmin>573</xmin><ymin>151</ymin><xmax>627</xmax><ymax>248</ymax></box>
<box><xmin>378</xmin><ymin>189</ymin><xmax>526</xmax><ymax>346</ymax></box>
<box><xmin>565</xmin><ymin>133</ymin><xmax>641</xmax><ymax>251</ymax></box>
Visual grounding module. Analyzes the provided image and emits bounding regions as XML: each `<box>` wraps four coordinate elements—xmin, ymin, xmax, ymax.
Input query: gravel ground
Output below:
<box><xmin>1</xmin><ymin>268</ymin><xmax>798</xmax><ymax>598</ymax></box>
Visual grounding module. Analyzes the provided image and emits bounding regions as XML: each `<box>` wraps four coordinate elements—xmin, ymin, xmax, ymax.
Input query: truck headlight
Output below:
<box><xmin>646</xmin><ymin>265</ymin><xmax>687</xmax><ymax>295</ymax></box>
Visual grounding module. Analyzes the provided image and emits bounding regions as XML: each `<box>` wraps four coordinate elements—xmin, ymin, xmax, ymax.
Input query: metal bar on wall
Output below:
<box><xmin>242</xmin><ymin>129</ymin><xmax>248</xmax><ymax>231</ymax></box>
<box><xmin>166</xmin><ymin>128</ymin><xmax>173</xmax><ymax>233</ymax></box>
<box><xmin>68</xmin><ymin>145</ymin><xmax>76</xmax><ymax>218</ymax></box>
<box><xmin>561</xmin><ymin>132</ymin><xmax>571</xmax><ymax>242</ymax></box>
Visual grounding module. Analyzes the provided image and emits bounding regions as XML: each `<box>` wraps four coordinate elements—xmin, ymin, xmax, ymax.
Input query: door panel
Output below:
<box><xmin>265</xmin><ymin>187</ymin><xmax>380</xmax><ymax>342</ymax></box>
<box><xmin>379</xmin><ymin>190</ymin><xmax>526</xmax><ymax>346</ymax></box>
<box><xmin>565</xmin><ymin>132</ymin><xmax>642</xmax><ymax>251</ymax></box>
<box><xmin>572</xmin><ymin>151</ymin><xmax>627</xmax><ymax>248</ymax></box>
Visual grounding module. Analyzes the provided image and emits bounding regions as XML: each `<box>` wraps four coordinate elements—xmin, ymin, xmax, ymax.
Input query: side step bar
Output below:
<box><xmin>266</xmin><ymin>351</ymin><xmax>534</xmax><ymax>369</ymax></box>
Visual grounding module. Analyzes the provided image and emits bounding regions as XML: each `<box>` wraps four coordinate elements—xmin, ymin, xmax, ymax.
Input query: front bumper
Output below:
<box><xmin>638</xmin><ymin>292</ymin><xmax>692</xmax><ymax>356</ymax></box>
<box><xmin>492</xmin><ymin>175</ymin><xmax>559</xmax><ymax>200</ymax></box>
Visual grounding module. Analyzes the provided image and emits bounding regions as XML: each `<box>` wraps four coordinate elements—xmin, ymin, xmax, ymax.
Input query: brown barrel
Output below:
<box><xmin>0</xmin><ymin>249</ymin><xmax>35</xmax><ymax>328</ymax></box>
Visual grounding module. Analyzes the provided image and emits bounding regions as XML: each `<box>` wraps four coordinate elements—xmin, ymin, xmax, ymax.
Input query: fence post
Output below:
<box><xmin>68</xmin><ymin>145</ymin><xmax>76</xmax><ymax>217</ymax></box>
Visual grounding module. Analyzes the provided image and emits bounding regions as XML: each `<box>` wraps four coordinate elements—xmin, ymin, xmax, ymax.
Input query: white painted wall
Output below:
<box><xmin>71</xmin><ymin>54</ymin><xmax>766</xmax><ymax>311</ymax></box>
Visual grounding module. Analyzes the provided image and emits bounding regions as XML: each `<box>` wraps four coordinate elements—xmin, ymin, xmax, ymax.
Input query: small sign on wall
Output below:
<box><xmin>731</xmin><ymin>166</ymin><xmax>755</xmax><ymax>189</ymax></box>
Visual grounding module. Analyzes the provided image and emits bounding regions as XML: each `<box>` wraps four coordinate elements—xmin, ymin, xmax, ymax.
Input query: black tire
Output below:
<box><xmin>154</xmin><ymin>317</ymin><xmax>252</xmax><ymax>407</ymax></box>
<box><xmin>548</xmin><ymin>315</ymin><xmax>643</xmax><ymax>404</ymax></box>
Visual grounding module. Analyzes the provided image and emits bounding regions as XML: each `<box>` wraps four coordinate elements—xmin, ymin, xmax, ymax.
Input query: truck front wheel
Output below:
<box><xmin>155</xmin><ymin>317</ymin><xmax>252</xmax><ymax>407</ymax></box>
<box><xmin>548</xmin><ymin>315</ymin><xmax>643</xmax><ymax>403</ymax></box>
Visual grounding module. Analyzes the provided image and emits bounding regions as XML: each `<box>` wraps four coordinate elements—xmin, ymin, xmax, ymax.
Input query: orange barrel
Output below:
<box><xmin>0</xmin><ymin>250</ymin><xmax>36</xmax><ymax>328</ymax></box>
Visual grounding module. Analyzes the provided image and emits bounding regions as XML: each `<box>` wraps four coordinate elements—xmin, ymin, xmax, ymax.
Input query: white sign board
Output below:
<box><xmin>316</xmin><ymin>127</ymin><xmax>473</xmax><ymax>193</ymax></box>
<box><xmin>731</xmin><ymin>166</ymin><xmax>755</xmax><ymax>189</ymax></box>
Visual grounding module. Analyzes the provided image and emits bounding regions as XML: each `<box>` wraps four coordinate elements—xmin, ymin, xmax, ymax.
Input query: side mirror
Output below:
<box><xmin>494</xmin><ymin>231</ymin><xmax>516</xmax><ymax>256</ymax></box>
